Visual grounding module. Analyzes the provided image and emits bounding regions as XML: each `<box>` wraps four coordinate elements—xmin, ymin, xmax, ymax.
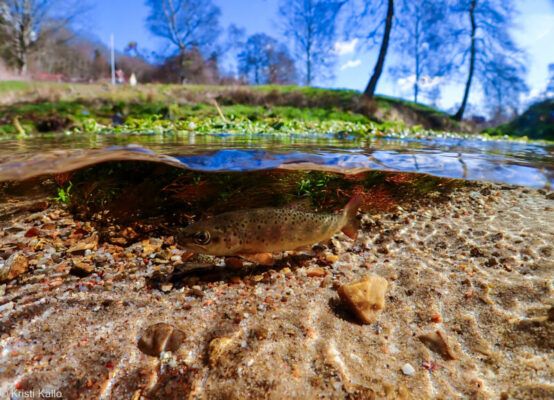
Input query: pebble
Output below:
<box><xmin>306</xmin><ymin>267</ymin><xmax>326</xmax><ymax>277</ymax></box>
<box><xmin>137</xmin><ymin>322</ymin><xmax>186</xmax><ymax>357</ymax></box>
<box><xmin>69</xmin><ymin>259</ymin><xmax>95</xmax><ymax>277</ymax></box>
<box><xmin>209</xmin><ymin>337</ymin><xmax>233</xmax><ymax>367</ymax></box>
<box><xmin>325</xmin><ymin>253</ymin><xmax>339</xmax><ymax>263</ymax></box>
<box><xmin>337</xmin><ymin>275</ymin><xmax>388</xmax><ymax>324</ymax></box>
<box><xmin>0</xmin><ymin>253</ymin><xmax>29</xmax><ymax>282</ymax></box>
<box><xmin>161</xmin><ymin>283</ymin><xmax>173</xmax><ymax>292</ymax></box>
<box><xmin>67</xmin><ymin>234</ymin><xmax>98</xmax><ymax>254</ymax></box>
<box><xmin>401</xmin><ymin>363</ymin><xmax>415</xmax><ymax>376</ymax></box>
<box><xmin>419</xmin><ymin>330</ymin><xmax>457</xmax><ymax>360</ymax></box>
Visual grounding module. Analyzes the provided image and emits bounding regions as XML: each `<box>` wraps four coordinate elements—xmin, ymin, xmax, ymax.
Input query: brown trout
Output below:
<box><xmin>176</xmin><ymin>196</ymin><xmax>361</xmax><ymax>256</ymax></box>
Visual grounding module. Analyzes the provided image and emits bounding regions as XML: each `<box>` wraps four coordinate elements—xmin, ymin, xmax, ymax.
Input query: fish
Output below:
<box><xmin>176</xmin><ymin>195</ymin><xmax>361</xmax><ymax>256</ymax></box>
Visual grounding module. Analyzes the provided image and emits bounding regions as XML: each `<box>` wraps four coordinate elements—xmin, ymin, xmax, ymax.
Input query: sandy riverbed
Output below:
<box><xmin>0</xmin><ymin>183</ymin><xmax>553</xmax><ymax>399</ymax></box>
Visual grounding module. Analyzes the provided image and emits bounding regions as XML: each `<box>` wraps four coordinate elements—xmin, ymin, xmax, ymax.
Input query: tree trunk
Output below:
<box><xmin>179</xmin><ymin>48</ymin><xmax>187</xmax><ymax>84</ymax></box>
<box><xmin>364</xmin><ymin>0</ymin><xmax>394</xmax><ymax>98</ymax></box>
<box><xmin>16</xmin><ymin>32</ymin><xmax>29</xmax><ymax>75</ymax></box>
<box><xmin>17</xmin><ymin>53</ymin><xmax>28</xmax><ymax>75</ymax></box>
<box><xmin>453</xmin><ymin>0</ymin><xmax>477</xmax><ymax>121</ymax></box>
<box><xmin>414</xmin><ymin>11</ymin><xmax>420</xmax><ymax>103</ymax></box>
<box><xmin>306</xmin><ymin>39</ymin><xmax>312</xmax><ymax>86</ymax></box>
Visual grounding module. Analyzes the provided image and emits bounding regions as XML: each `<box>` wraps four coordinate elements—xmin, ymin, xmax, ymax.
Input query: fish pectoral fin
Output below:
<box><xmin>238</xmin><ymin>253</ymin><xmax>275</xmax><ymax>266</ymax></box>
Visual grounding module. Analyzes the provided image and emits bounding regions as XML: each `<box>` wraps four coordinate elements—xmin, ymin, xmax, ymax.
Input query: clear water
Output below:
<box><xmin>0</xmin><ymin>132</ymin><xmax>552</xmax><ymax>188</ymax></box>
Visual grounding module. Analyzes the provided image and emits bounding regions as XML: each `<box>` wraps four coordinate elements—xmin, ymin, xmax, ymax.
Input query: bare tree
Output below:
<box><xmin>344</xmin><ymin>0</ymin><xmax>394</xmax><ymax>98</ymax></box>
<box><xmin>0</xmin><ymin>0</ymin><xmax>88</xmax><ymax>75</ymax></box>
<box><xmin>238</xmin><ymin>33</ymin><xmax>296</xmax><ymax>85</ymax></box>
<box><xmin>278</xmin><ymin>0</ymin><xmax>345</xmax><ymax>86</ymax></box>
<box><xmin>449</xmin><ymin>0</ymin><xmax>527</xmax><ymax>120</ymax></box>
<box><xmin>145</xmin><ymin>0</ymin><xmax>221</xmax><ymax>83</ymax></box>
<box><xmin>389</xmin><ymin>0</ymin><xmax>446</xmax><ymax>103</ymax></box>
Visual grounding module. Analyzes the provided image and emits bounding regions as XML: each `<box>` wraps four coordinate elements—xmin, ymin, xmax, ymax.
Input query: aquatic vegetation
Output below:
<box><xmin>54</xmin><ymin>182</ymin><xmax>72</xmax><ymax>204</ymax></box>
<box><xmin>297</xmin><ymin>172</ymin><xmax>332</xmax><ymax>201</ymax></box>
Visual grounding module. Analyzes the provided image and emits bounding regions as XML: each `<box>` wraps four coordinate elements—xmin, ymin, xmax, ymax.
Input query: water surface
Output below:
<box><xmin>0</xmin><ymin>132</ymin><xmax>552</xmax><ymax>188</ymax></box>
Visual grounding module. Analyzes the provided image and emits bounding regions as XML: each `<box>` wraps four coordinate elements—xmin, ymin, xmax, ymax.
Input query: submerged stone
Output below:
<box><xmin>419</xmin><ymin>330</ymin><xmax>458</xmax><ymax>360</ymax></box>
<box><xmin>0</xmin><ymin>253</ymin><xmax>29</xmax><ymax>282</ymax></box>
<box><xmin>208</xmin><ymin>337</ymin><xmax>234</xmax><ymax>367</ymax></box>
<box><xmin>337</xmin><ymin>275</ymin><xmax>388</xmax><ymax>324</ymax></box>
<box><xmin>137</xmin><ymin>322</ymin><xmax>186</xmax><ymax>357</ymax></box>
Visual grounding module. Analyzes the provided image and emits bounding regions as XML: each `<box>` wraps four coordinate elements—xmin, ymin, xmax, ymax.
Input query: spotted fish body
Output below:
<box><xmin>177</xmin><ymin>196</ymin><xmax>361</xmax><ymax>256</ymax></box>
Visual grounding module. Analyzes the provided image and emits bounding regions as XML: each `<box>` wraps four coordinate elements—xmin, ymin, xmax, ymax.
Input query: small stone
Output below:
<box><xmin>225</xmin><ymin>257</ymin><xmax>244</xmax><ymax>269</ymax></box>
<box><xmin>337</xmin><ymin>275</ymin><xmax>388</xmax><ymax>324</ymax></box>
<box><xmin>67</xmin><ymin>234</ymin><xmax>98</xmax><ymax>254</ymax></box>
<box><xmin>161</xmin><ymin>283</ymin><xmax>173</xmax><ymax>292</ymax></box>
<box><xmin>470</xmin><ymin>247</ymin><xmax>484</xmax><ymax>257</ymax></box>
<box><xmin>306</xmin><ymin>267</ymin><xmax>326</xmax><ymax>277</ymax></box>
<box><xmin>281</xmin><ymin>267</ymin><xmax>292</xmax><ymax>276</ymax></box>
<box><xmin>325</xmin><ymin>253</ymin><xmax>339</xmax><ymax>263</ymax></box>
<box><xmin>137</xmin><ymin>322</ymin><xmax>186</xmax><ymax>357</ymax></box>
<box><xmin>0</xmin><ymin>253</ymin><xmax>29</xmax><ymax>282</ymax></box>
<box><xmin>208</xmin><ymin>337</ymin><xmax>233</xmax><ymax>367</ymax></box>
<box><xmin>69</xmin><ymin>259</ymin><xmax>95</xmax><ymax>277</ymax></box>
<box><xmin>24</xmin><ymin>227</ymin><xmax>40</xmax><ymax>238</ymax></box>
<box><xmin>187</xmin><ymin>286</ymin><xmax>204</xmax><ymax>297</ymax></box>
<box><xmin>401</xmin><ymin>363</ymin><xmax>415</xmax><ymax>376</ymax></box>
<box><xmin>419</xmin><ymin>330</ymin><xmax>457</xmax><ymax>360</ymax></box>
<box><xmin>546</xmin><ymin>192</ymin><xmax>554</xmax><ymax>200</ymax></box>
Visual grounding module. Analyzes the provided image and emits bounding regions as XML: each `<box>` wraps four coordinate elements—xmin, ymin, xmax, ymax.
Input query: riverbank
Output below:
<box><xmin>1</xmin><ymin>179</ymin><xmax>552</xmax><ymax>399</ymax></box>
<box><xmin>0</xmin><ymin>81</ymin><xmax>464</xmax><ymax>137</ymax></box>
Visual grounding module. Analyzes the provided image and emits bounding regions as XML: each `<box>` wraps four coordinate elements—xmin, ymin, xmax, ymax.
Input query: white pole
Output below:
<box><xmin>110</xmin><ymin>34</ymin><xmax>116</xmax><ymax>85</ymax></box>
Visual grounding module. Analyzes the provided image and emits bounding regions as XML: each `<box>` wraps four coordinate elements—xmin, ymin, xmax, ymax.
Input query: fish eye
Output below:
<box><xmin>193</xmin><ymin>231</ymin><xmax>211</xmax><ymax>245</ymax></box>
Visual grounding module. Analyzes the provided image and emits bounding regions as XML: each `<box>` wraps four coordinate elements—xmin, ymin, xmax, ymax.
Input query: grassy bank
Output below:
<box><xmin>0</xmin><ymin>81</ymin><xmax>463</xmax><ymax>137</ymax></box>
<box><xmin>484</xmin><ymin>98</ymin><xmax>554</xmax><ymax>141</ymax></box>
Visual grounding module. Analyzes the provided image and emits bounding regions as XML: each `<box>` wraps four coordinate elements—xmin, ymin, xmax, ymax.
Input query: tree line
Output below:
<box><xmin>0</xmin><ymin>0</ymin><xmax>533</xmax><ymax>119</ymax></box>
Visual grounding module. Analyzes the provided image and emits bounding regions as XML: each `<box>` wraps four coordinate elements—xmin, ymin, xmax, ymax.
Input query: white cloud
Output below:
<box><xmin>334</xmin><ymin>39</ymin><xmax>358</xmax><ymax>55</ymax></box>
<box><xmin>340</xmin><ymin>59</ymin><xmax>362</xmax><ymax>70</ymax></box>
<box><xmin>397</xmin><ymin>75</ymin><xmax>442</xmax><ymax>90</ymax></box>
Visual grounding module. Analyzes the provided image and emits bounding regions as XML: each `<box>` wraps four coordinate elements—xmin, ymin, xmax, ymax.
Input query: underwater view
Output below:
<box><xmin>1</xmin><ymin>125</ymin><xmax>553</xmax><ymax>399</ymax></box>
<box><xmin>1</xmin><ymin>0</ymin><xmax>554</xmax><ymax>398</ymax></box>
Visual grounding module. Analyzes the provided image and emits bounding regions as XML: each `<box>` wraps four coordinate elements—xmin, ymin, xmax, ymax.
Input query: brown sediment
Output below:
<box><xmin>0</xmin><ymin>174</ymin><xmax>552</xmax><ymax>399</ymax></box>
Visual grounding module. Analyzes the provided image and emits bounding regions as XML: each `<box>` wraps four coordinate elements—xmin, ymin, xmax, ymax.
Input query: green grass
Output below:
<box><xmin>0</xmin><ymin>81</ymin><xmax>486</xmax><ymax>138</ymax></box>
<box><xmin>483</xmin><ymin>99</ymin><xmax>554</xmax><ymax>141</ymax></box>
<box><xmin>0</xmin><ymin>80</ymin><xmax>31</xmax><ymax>93</ymax></box>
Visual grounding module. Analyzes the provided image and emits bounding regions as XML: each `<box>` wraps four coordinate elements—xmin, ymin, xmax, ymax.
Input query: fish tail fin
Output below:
<box><xmin>341</xmin><ymin>195</ymin><xmax>362</xmax><ymax>240</ymax></box>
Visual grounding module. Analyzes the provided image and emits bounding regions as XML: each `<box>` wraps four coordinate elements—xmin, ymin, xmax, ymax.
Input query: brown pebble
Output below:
<box><xmin>69</xmin><ymin>259</ymin><xmax>95</xmax><ymax>277</ymax></box>
<box><xmin>67</xmin><ymin>234</ymin><xmax>98</xmax><ymax>254</ymax></box>
<box><xmin>187</xmin><ymin>286</ymin><xmax>204</xmax><ymax>297</ymax></box>
<box><xmin>0</xmin><ymin>253</ymin><xmax>29</xmax><ymax>282</ymax></box>
<box><xmin>137</xmin><ymin>322</ymin><xmax>186</xmax><ymax>357</ymax></box>
<box><xmin>419</xmin><ymin>330</ymin><xmax>457</xmax><ymax>360</ymax></box>
<box><xmin>225</xmin><ymin>257</ymin><xmax>244</xmax><ymax>269</ymax></box>
<box><xmin>208</xmin><ymin>337</ymin><xmax>233</xmax><ymax>367</ymax></box>
<box><xmin>337</xmin><ymin>275</ymin><xmax>388</xmax><ymax>324</ymax></box>
<box><xmin>306</xmin><ymin>267</ymin><xmax>326</xmax><ymax>277</ymax></box>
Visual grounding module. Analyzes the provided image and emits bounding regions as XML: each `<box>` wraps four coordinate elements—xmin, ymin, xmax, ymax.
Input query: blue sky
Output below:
<box><xmin>91</xmin><ymin>0</ymin><xmax>554</xmax><ymax>111</ymax></box>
